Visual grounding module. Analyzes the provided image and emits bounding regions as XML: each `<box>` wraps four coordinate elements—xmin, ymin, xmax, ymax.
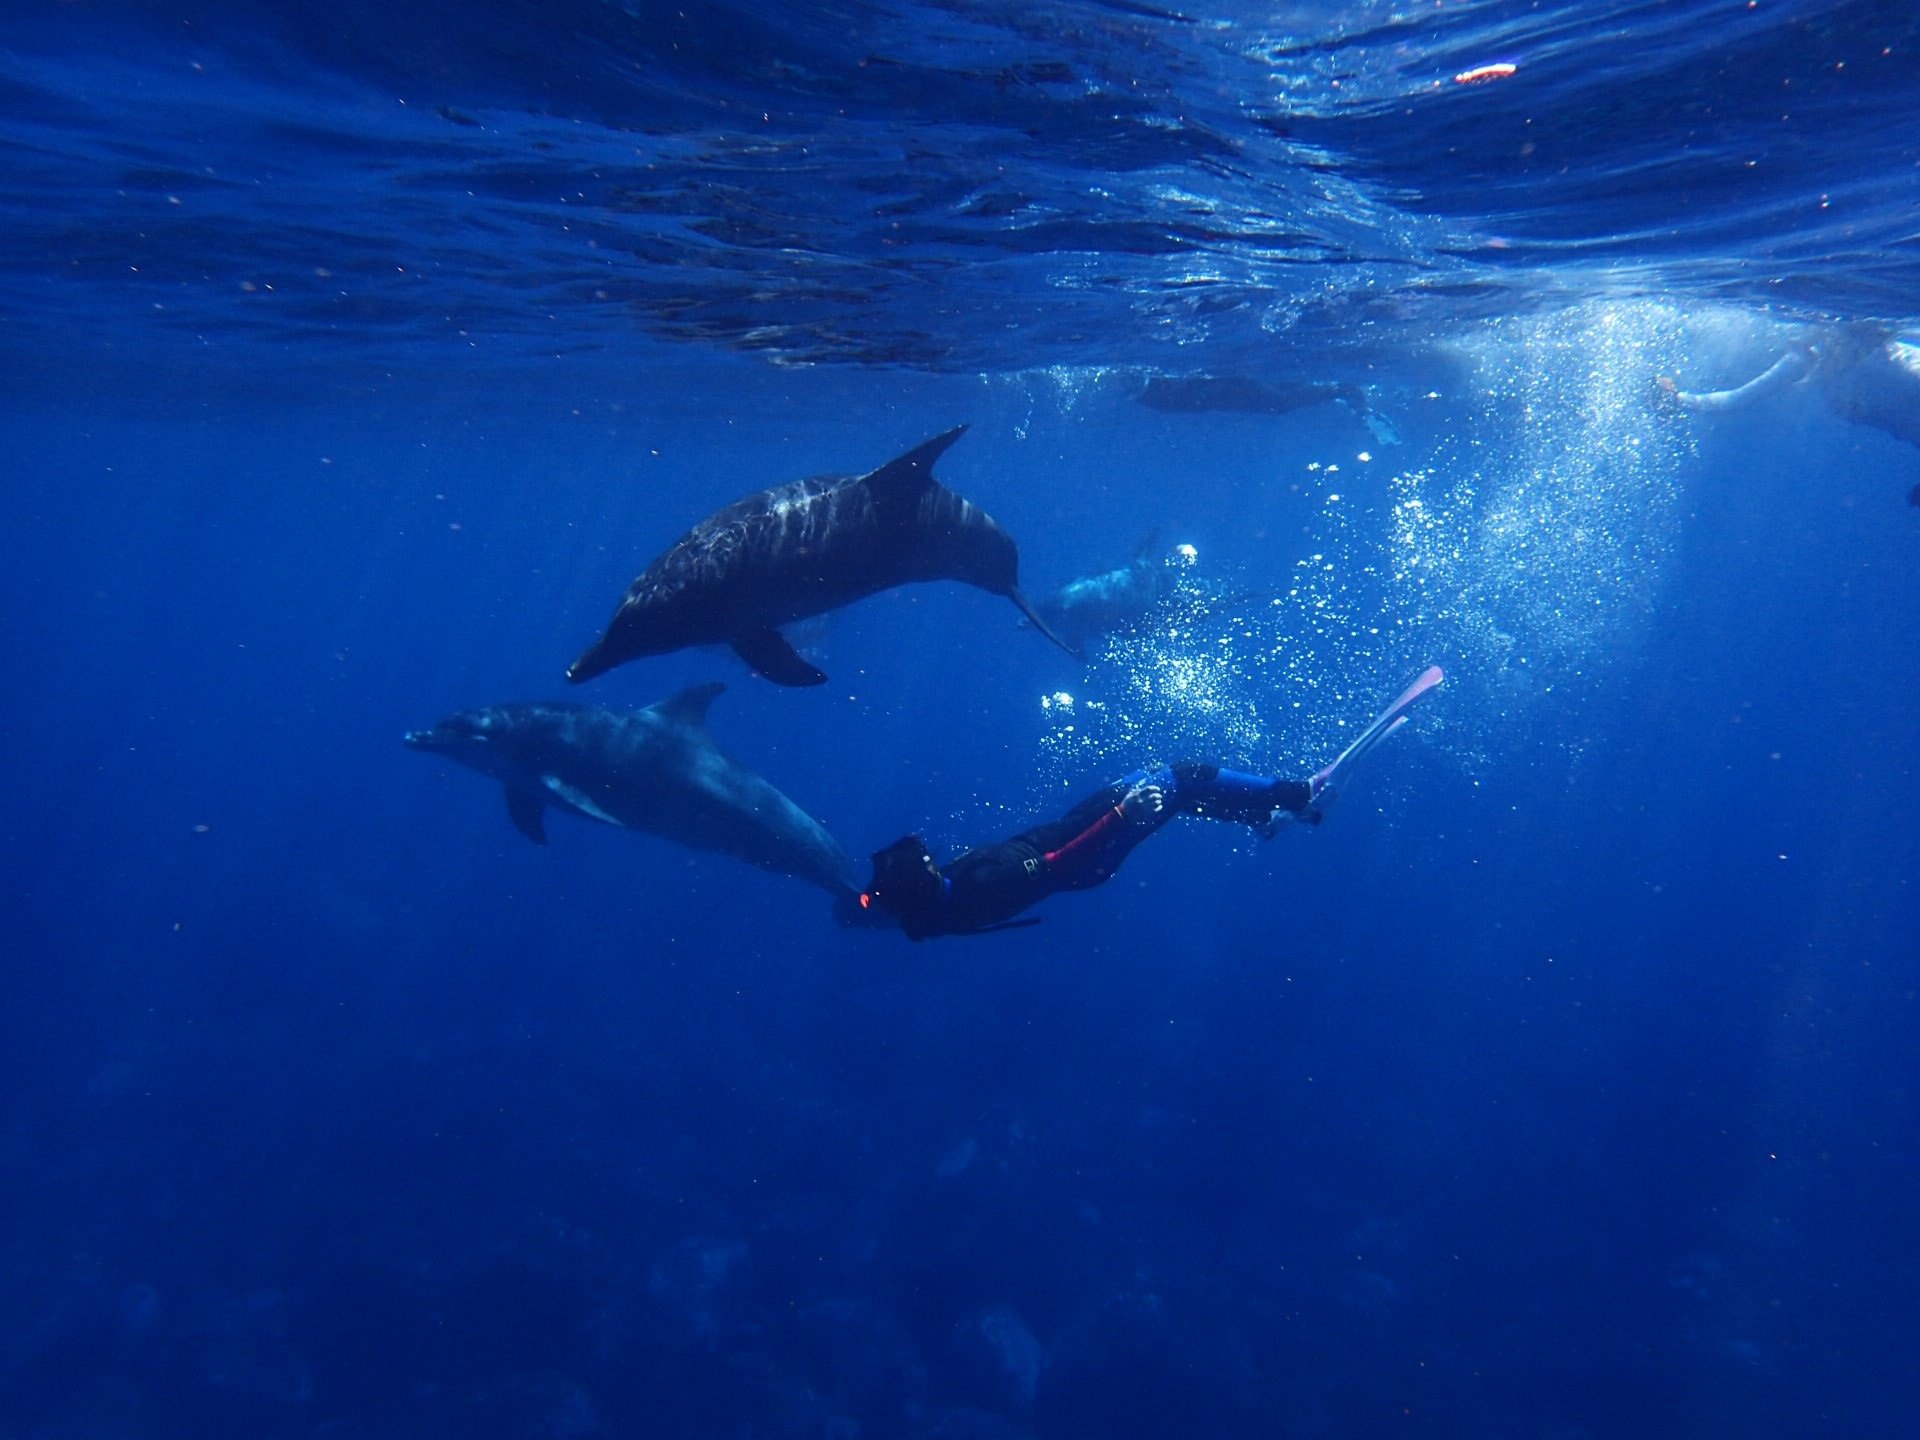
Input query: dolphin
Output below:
<box><xmin>1137</xmin><ymin>375</ymin><xmax>1401</xmax><ymax>445</ymax></box>
<box><xmin>404</xmin><ymin>684</ymin><xmax>861</xmax><ymax>902</ymax></box>
<box><xmin>1137</xmin><ymin>375</ymin><xmax>1361</xmax><ymax>417</ymax></box>
<box><xmin>565</xmin><ymin>426</ymin><xmax>1076</xmax><ymax>688</ymax></box>
<box><xmin>1029</xmin><ymin>533</ymin><xmax>1188</xmax><ymax>652</ymax></box>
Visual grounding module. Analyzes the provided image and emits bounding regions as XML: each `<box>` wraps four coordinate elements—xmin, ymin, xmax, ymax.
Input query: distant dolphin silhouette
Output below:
<box><xmin>404</xmin><ymin>685</ymin><xmax>860</xmax><ymax>902</ymax></box>
<box><xmin>565</xmin><ymin>426</ymin><xmax>1075</xmax><ymax>687</ymax></box>
<box><xmin>1029</xmin><ymin>532</ymin><xmax>1186</xmax><ymax>652</ymax></box>
<box><xmin>1137</xmin><ymin>375</ymin><xmax>1362</xmax><ymax>416</ymax></box>
<box><xmin>1137</xmin><ymin>375</ymin><xmax>1401</xmax><ymax>446</ymax></box>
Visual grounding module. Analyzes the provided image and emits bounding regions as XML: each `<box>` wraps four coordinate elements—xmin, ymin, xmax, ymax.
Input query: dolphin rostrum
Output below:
<box><xmin>565</xmin><ymin>426</ymin><xmax>1076</xmax><ymax>688</ymax></box>
<box><xmin>404</xmin><ymin>684</ymin><xmax>859</xmax><ymax>901</ymax></box>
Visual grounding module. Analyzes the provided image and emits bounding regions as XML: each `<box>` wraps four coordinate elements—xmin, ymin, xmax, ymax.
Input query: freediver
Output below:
<box><xmin>856</xmin><ymin>667</ymin><xmax>1441</xmax><ymax>941</ymax></box>
<box><xmin>1656</xmin><ymin>321</ymin><xmax>1920</xmax><ymax>497</ymax></box>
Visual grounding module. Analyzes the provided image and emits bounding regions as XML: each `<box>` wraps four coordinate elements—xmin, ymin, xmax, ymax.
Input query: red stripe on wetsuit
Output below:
<box><xmin>1042</xmin><ymin>803</ymin><xmax>1126</xmax><ymax>874</ymax></box>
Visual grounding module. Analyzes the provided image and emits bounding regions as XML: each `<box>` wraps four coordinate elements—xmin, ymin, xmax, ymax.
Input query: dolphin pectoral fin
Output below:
<box><xmin>541</xmin><ymin>776</ymin><xmax>623</xmax><ymax>827</ymax></box>
<box><xmin>1010</xmin><ymin>588</ymin><xmax>1082</xmax><ymax>660</ymax></box>
<box><xmin>647</xmin><ymin>681</ymin><xmax>727</xmax><ymax>729</ymax></box>
<box><xmin>731</xmin><ymin>629</ymin><xmax>828</xmax><ymax>687</ymax></box>
<box><xmin>504</xmin><ymin>787</ymin><xmax>548</xmax><ymax>845</ymax></box>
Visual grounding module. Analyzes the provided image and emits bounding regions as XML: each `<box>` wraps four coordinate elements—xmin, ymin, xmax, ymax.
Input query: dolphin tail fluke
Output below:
<box><xmin>1010</xmin><ymin>588</ymin><xmax>1082</xmax><ymax>661</ymax></box>
<box><xmin>732</xmin><ymin>629</ymin><xmax>828</xmax><ymax>687</ymax></box>
<box><xmin>505</xmin><ymin>787</ymin><xmax>548</xmax><ymax>844</ymax></box>
<box><xmin>1362</xmin><ymin>408</ymin><xmax>1402</xmax><ymax>447</ymax></box>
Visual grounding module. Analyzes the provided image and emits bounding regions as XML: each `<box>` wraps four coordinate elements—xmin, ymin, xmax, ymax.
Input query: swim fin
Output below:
<box><xmin>1307</xmin><ymin>664</ymin><xmax>1444</xmax><ymax>811</ymax></box>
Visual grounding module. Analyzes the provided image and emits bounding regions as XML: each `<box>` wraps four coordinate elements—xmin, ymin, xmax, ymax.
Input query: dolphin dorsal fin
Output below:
<box><xmin>648</xmin><ymin>681</ymin><xmax>726</xmax><ymax>728</ymax></box>
<box><xmin>858</xmin><ymin>425</ymin><xmax>969</xmax><ymax>503</ymax></box>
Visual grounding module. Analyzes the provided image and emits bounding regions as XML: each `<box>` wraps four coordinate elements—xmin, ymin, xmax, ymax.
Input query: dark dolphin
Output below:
<box><xmin>565</xmin><ymin>426</ymin><xmax>1075</xmax><ymax>687</ymax></box>
<box><xmin>404</xmin><ymin>684</ymin><xmax>863</xmax><ymax>906</ymax></box>
<box><xmin>1137</xmin><ymin>375</ymin><xmax>1364</xmax><ymax>417</ymax></box>
<box><xmin>1137</xmin><ymin>375</ymin><xmax>1400</xmax><ymax>445</ymax></box>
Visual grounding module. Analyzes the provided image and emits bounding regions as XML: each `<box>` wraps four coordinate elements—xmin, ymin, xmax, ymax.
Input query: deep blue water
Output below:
<box><xmin>3</xmin><ymin>4</ymin><xmax>1918</xmax><ymax>1438</ymax></box>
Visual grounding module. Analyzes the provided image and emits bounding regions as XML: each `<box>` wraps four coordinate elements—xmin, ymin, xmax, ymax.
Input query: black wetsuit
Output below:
<box><xmin>898</xmin><ymin>762</ymin><xmax>1311</xmax><ymax>941</ymax></box>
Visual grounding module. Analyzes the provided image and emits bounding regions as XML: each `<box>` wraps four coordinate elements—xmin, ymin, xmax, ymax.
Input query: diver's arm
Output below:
<box><xmin>1658</xmin><ymin>348</ymin><xmax>1812</xmax><ymax>413</ymax></box>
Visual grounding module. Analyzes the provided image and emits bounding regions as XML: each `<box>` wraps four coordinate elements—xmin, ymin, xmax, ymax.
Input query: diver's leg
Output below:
<box><xmin>1169</xmin><ymin>761</ymin><xmax>1314</xmax><ymax>829</ymax></box>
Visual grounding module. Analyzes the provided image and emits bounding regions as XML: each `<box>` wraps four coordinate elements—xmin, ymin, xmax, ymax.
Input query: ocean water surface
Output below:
<box><xmin>3</xmin><ymin>3</ymin><xmax>1917</xmax><ymax>1437</ymax></box>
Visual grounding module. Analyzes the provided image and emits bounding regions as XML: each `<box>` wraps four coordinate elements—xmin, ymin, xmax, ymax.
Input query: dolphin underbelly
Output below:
<box><xmin>513</xmin><ymin>707</ymin><xmax>851</xmax><ymax>895</ymax></box>
<box><xmin>582</xmin><ymin>747</ymin><xmax>857</xmax><ymax>895</ymax></box>
<box><xmin>406</xmin><ymin>693</ymin><xmax>859</xmax><ymax>901</ymax></box>
<box><xmin>643</xmin><ymin>768</ymin><xmax>855</xmax><ymax>893</ymax></box>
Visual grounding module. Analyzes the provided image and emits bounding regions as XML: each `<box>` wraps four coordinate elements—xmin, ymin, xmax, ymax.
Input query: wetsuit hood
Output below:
<box><xmin>863</xmin><ymin>835</ymin><xmax>944</xmax><ymax>930</ymax></box>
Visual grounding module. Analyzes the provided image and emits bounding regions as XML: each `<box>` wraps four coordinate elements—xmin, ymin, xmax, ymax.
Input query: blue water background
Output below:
<box><xmin>4</xmin><ymin>3</ymin><xmax>1919</xmax><ymax>1438</ymax></box>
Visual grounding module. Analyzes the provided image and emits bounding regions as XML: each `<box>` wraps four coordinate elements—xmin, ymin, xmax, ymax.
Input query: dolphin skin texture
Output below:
<box><xmin>565</xmin><ymin>426</ymin><xmax>1074</xmax><ymax>688</ymax></box>
<box><xmin>405</xmin><ymin>684</ymin><xmax>859</xmax><ymax>900</ymax></box>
